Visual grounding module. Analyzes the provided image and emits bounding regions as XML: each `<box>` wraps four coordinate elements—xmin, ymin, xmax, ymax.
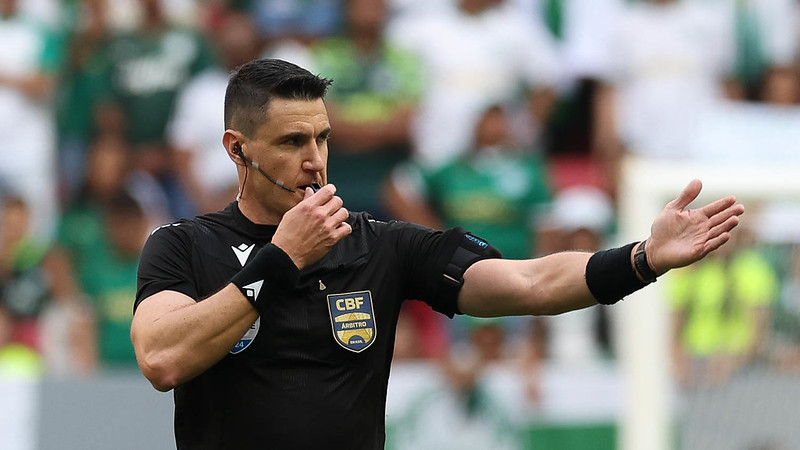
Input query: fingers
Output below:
<box><xmin>668</xmin><ymin>179</ymin><xmax>703</xmax><ymax>211</ymax></box>
<box><xmin>304</xmin><ymin>183</ymin><xmax>336</xmax><ymax>205</ymax></box>
<box><xmin>303</xmin><ymin>184</ymin><xmax>347</xmax><ymax>217</ymax></box>
<box><xmin>699</xmin><ymin>196</ymin><xmax>739</xmax><ymax>218</ymax></box>
<box><xmin>700</xmin><ymin>202</ymin><xmax>743</xmax><ymax>257</ymax></box>
<box><xmin>696</xmin><ymin>215</ymin><xmax>740</xmax><ymax>259</ymax></box>
<box><xmin>315</xmin><ymin>205</ymin><xmax>351</xmax><ymax>247</ymax></box>
<box><xmin>309</xmin><ymin>183</ymin><xmax>349</xmax><ymax>236</ymax></box>
<box><xmin>328</xmin><ymin>204</ymin><xmax>350</xmax><ymax>226</ymax></box>
<box><xmin>704</xmin><ymin>232</ymin><xmax>732</xmax><ymax>254</ymax></box>
<box><xmin>705</xmin><ymin>203</ymin><xmax>745</xmax><ymax>229</ymax></box>
<box><xmin>707</xmin><ymin>214</ymin><xmax>741</xmax><ymax>240</ymax></box>
<box><xmin>332</xmin><ymin>220</ymin><xmax>353</xmax><ymax>241</ymax></box>
<box><xmin>307</xmin><ymin>184</ymin><xmax>347</xmax><ymax>214</ymax></box>
<box><xmin>323</xmin><ymin>194</ymin><xmax>345</xmax><ymax>217</ymax></box>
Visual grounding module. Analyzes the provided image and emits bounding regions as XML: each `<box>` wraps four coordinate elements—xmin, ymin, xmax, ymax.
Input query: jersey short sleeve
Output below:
<box><xmin>135</xmin><ymin>222</ymin><xmax>196</xmax><ymax>311</ymax></box>
<box><xmin>390</xmin><ymin>224</ymin><xmax>502</xmax><ymax>317</ymax></box>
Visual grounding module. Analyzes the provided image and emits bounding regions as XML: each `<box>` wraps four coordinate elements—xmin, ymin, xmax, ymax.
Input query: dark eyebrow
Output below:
<box><xmin>277</xmin><ymin>131</ymin><xmax>310</xmax><ymax>143</ymax></box>
<box><xmin>277</xmin><ymin>127</ymin><xmax>331</xmax><ymax>142</ymax></box>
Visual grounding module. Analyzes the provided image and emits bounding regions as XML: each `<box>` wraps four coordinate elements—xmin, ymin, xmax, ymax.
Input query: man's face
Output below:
<box><xmin>241</xmin><ymin>97</ymin><xmax>331</xmax><ymax>222</ymax></box>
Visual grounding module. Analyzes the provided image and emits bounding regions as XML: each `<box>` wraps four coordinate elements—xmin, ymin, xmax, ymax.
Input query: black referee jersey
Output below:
<box><xmin>135</xmin><ymin>202</ymin><xmax>500</xmax><ymax>449</ymax></box>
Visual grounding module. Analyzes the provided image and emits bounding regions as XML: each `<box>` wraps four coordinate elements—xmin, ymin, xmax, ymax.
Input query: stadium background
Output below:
<box><xmin>2</xmin><ymin>0</ymin><xmax>800</xmax><ymax>449</ymax></box>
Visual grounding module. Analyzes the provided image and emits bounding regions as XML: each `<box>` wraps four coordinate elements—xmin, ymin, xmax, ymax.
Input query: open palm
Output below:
<box><xmin>646</xmin><ymin>179</ymin><xmax>745</xmax><ymax>275</ymax></box>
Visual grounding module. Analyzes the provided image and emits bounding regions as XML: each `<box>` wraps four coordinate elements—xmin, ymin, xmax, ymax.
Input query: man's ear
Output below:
<box><xmin>223</xmin><ymin>130</ymin><xmax>246</xmax><ymax>165</ymax></box>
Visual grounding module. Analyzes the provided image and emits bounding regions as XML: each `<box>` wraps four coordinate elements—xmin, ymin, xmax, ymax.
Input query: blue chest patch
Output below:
<box><xmin>326</xmin><ymin>291</ymin><xmax>377</xmax><ymax>353</ymax></box>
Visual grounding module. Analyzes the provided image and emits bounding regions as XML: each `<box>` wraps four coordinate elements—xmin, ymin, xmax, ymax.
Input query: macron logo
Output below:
<box><xmin>232</xmin><ymin>243</ymin><xmax>255</xmax><ymax>267</ymax></box>
<box><xmin>242</xmin><ymin>280</ymin><xmax>264</xmax><ymax>301</ymax></box>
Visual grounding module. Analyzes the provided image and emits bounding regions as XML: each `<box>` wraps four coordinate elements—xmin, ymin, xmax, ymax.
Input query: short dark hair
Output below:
<box><xmin>224</xmin><ymin>59</ymin><xmax>333</xmax><ymax>137</ymax></box>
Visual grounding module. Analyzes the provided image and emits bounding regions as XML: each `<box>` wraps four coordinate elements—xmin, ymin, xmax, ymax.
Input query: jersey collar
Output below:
<box><xmin>230</xmin><ymin>201</ymin><xmax>278</xmax><ymax>242</ymax></box>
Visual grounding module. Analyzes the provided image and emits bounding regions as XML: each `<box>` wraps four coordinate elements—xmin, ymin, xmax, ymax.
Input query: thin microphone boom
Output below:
<box><xmin>236</xmin><ymin>146</ymin><xmax>321</xmax><ymax>193</ymax></box>
<box><xmin>245</xmin><ymin>156</ymin><xmax>296</xmax><ymax>192</ymax></box>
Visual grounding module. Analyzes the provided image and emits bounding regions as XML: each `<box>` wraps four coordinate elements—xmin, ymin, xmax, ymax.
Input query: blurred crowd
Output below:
<box><xmin>0</xmin><ymin>0</ymin><xmax>799</xmax><ymax>427</ymax></box>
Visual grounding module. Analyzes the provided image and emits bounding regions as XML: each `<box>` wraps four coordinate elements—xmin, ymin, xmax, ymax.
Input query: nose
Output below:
<box><xmin>302</xmin><ymin>142</ymin><xmax>325</xmax><ymax>173</ymax></box>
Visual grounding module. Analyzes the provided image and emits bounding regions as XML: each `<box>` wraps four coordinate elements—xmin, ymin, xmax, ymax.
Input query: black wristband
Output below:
<box><xmin>230</xmin><ymin>243</ymin><xmax>300</xmax><ymax>314</ymax></box>
<box><xmin>585</xmin><ymin>242</ymin><xmax>648</xmax><ymax>305</ymax></box>
<box><xmin>633</xmin><ymin>240</ymin><xmax>658</xmax><ymax>283</ymax></box>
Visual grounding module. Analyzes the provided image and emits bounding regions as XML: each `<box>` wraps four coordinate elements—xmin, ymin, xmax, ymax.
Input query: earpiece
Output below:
<box><xmin>234</xmin><ymin>144</ymin><xmax>243</xmax><ymax>157</ymax></box>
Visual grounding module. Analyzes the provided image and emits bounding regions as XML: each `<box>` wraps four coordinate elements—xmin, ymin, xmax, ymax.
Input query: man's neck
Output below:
<box><xmin>237</xmin><ymin>199</ymin><xmax>282</xmax><ymax>226</ymax></box>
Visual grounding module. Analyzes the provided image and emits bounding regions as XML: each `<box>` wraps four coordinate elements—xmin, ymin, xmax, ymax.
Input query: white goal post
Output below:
<box><xmin>616</xmin><ymin>156</ymin><xmax>800</xmax><ymax>450</ymax></box>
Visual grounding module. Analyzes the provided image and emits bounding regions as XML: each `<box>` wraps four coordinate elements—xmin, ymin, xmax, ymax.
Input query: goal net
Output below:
<box><xmin>617</xmin><ymin>157</ymin><xmax>800</xmax><ymax>450</ymax></box>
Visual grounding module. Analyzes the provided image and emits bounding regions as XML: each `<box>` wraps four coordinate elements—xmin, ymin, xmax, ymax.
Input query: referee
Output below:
<box><xmin>131</xmin><ymin>59</ymin><xmax>744</xmax><ymax>449</ymax></box>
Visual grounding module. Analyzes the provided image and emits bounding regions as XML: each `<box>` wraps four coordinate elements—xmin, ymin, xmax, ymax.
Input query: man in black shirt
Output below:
<box><xmin>132</xmin><ymin>59</ymin><xmax>744</xmax><ymax>449</ymax></box>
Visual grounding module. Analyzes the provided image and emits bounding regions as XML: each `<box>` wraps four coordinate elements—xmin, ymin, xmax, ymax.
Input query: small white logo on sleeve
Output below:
<box><xmin>242</xmin><ymin>280</ymin><xmax>264</xmax><ymax>302</ymax></box>
<box><xmin>232</xmin><ymin>243</ymin><xmax>255</xmax><ymax>266</ymax></box>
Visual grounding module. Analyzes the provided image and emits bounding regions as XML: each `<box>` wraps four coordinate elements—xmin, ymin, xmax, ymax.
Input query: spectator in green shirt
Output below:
<box><xmin>386</xmin><ymin>103</ymin><xmax>554</xmax><ymax>260</ymax></box>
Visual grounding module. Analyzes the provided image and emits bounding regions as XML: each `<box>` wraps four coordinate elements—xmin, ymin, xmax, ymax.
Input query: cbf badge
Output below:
<box><xmin>230</xmin><ymin>317</ymin><xmax>260</xmax><ymax>354</ymax></box>
<box><xmin>327</xmin><ymin>291</ymin><xmax>376</xmax><ymax>352</ymax></box>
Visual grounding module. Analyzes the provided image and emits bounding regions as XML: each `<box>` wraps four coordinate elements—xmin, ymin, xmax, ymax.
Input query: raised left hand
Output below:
<box><xmin>646</xmin><ymin>179</ymin><xmax>745</xmax><ymax>275</ymax></box>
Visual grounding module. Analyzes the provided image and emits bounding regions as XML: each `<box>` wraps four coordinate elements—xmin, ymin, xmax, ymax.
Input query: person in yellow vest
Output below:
<box><xmin>669</xmin><ymin>228</ymin><xmax>778</xmax><ymax>388</ymax></box>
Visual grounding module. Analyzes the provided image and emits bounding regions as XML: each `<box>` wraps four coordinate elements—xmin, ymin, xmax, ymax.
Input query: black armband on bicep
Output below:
<box><xmin>441</xmin><ymin>232</ymin><xmax>502</xmax><ymax>289</ymax></box>
<box><xmin>585</xmin><ymin>242</ymin><xmax>648</xmax><ymax>305</ymax></box>
<box><xmin>230</xmin><ymin>243</ymin><xmax>300</xmax><ymax>314</ymax></box>
<box><xmin>421</xmin><ymin>228</ymin><xmax>502</xmax><ymax>317</ymax></box>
